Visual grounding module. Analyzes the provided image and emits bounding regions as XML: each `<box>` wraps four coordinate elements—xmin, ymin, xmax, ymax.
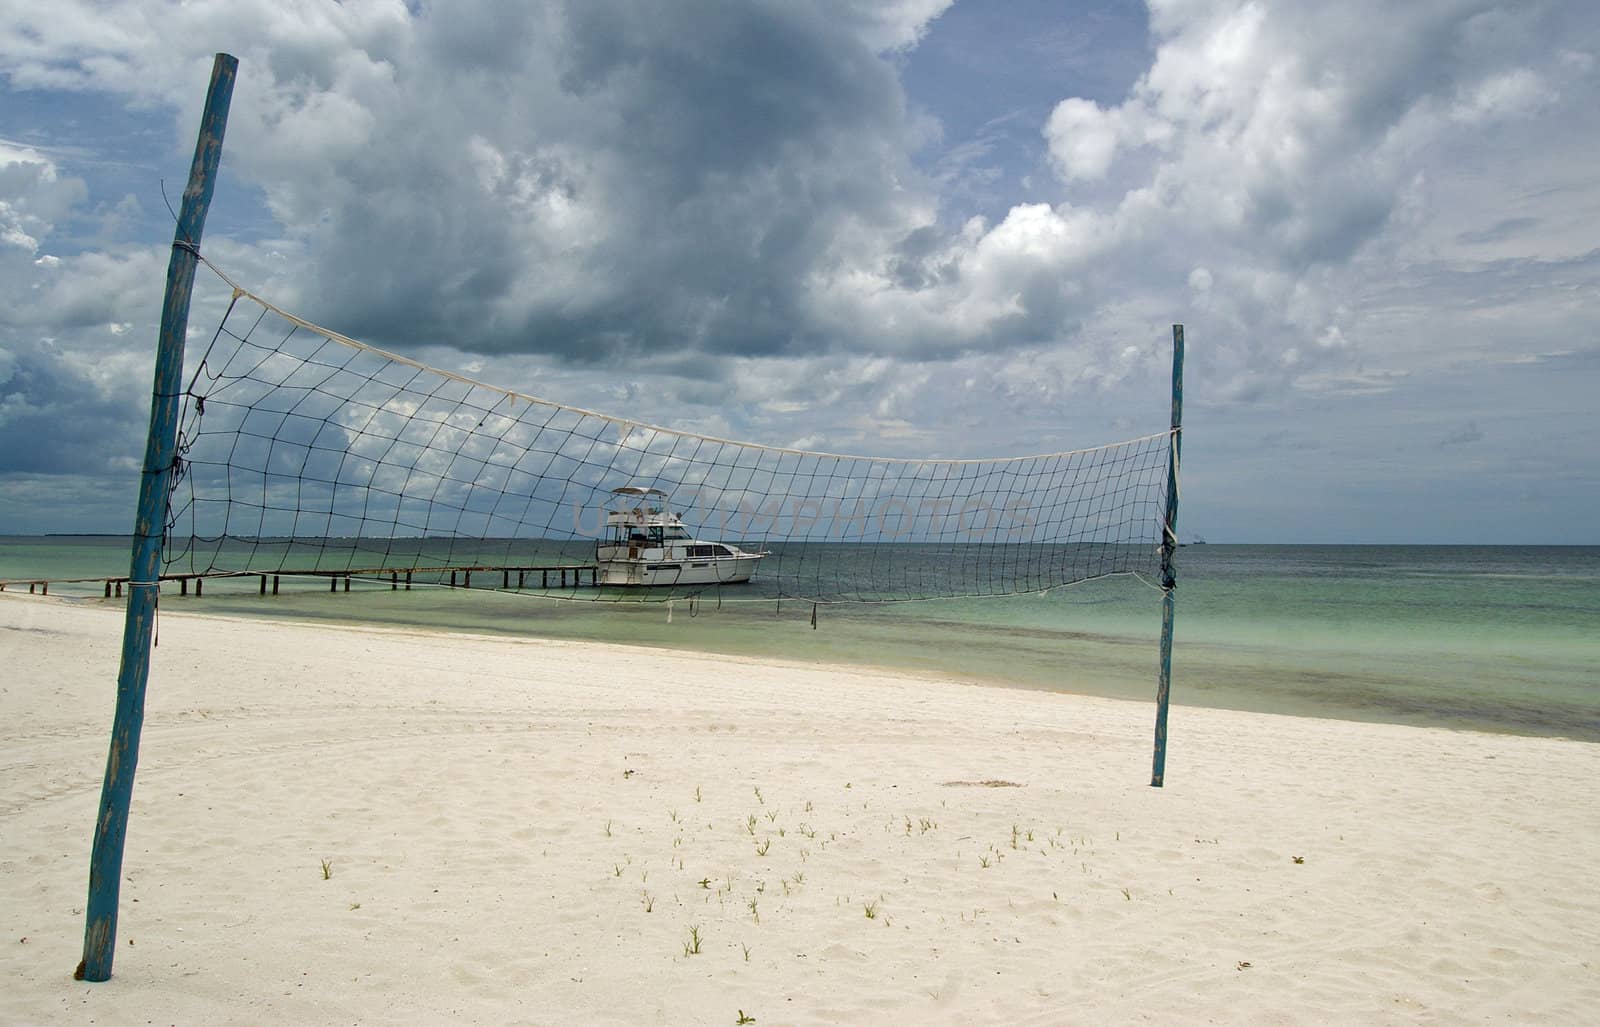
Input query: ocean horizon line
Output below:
<box><xmin>18</xmin><ymin>533</ymin><xmax>1599</xmax><ymax>548</ymax></box>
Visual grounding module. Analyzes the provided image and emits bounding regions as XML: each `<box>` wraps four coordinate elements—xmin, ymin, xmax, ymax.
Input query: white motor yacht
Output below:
<box><xmin>595</xmin><ymin>486</ymin><xmax>766</xmax><ymax>586</ymax></box>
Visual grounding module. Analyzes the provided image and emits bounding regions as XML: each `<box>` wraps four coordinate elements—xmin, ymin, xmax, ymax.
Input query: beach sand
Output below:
<box><xmin>2</xmin><ymin>592</ymin><xmax>1598</xmax><ymax>1025</ymax></box>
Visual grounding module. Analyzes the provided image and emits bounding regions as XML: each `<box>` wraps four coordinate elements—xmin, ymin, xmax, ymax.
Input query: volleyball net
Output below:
<box><xmin>164</xmin><ymin>260</ymin><xmax>1174</xmax><ymax>604</ymax></box>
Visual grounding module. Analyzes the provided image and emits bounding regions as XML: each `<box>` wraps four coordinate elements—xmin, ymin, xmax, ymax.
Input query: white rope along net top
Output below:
<box><xmin>165</xmin><ymin>261</ymin><xmax>1174</xmax><ymax>603</ymax></box>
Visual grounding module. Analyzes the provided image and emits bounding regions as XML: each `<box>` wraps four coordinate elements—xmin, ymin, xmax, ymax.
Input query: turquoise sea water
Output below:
<box><xmin>3</xmin><ymin>538</ymin><xmax>1596</xmax><ymax>740</ymax></box>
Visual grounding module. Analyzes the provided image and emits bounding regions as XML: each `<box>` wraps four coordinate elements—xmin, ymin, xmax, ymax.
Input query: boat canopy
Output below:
<box><xmin>611</xmin><ymin>485</ymin><xmax>667</xmax><ymax>497</ymax></box>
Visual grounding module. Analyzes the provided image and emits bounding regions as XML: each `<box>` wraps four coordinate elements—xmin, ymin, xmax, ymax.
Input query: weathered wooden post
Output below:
<box><xmin>1151</xmin><ymin>324</ymin><xmax>1184</xmax><ymax>788</ymax></box>
<box><xmin>78</xmin><ymin>53</ymin><xmax>237</xmax><ymax>982</ymax></box>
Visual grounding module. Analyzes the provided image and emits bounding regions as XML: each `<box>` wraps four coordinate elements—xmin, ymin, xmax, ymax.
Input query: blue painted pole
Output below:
<box><xmin>1151</xmin><ymin>324</ymin><xmax>1184</xmax><ymax>788</ymax></box>
<box><xmin>77</xmin><ymin>53</ymin><xmax>237</xmax><ymax>983</ymax></box>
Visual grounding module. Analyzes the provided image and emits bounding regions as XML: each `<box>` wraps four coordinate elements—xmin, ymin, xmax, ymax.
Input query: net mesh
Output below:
<box><xmin>165</xmin><ymin>261</ymin><xmax>1174</xmax><ymax>603</ymax></box>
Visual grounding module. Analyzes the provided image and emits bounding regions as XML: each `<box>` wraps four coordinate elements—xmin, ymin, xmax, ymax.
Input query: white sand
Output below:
<box><xmin>2</xmin><ymin>592</ymin><xmax>1598</xmax><ymax>1025</ymax></box>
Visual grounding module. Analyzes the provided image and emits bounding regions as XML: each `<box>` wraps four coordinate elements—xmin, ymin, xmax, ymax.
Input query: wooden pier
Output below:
<box><xmin>0</xmin><ymin>563</ymin><xmax>599</xmax><ymax>598</ymax></box>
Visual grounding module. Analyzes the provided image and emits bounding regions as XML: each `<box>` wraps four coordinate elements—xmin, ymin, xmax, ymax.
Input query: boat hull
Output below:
<box><xmin>598</xmin><ymin>553</ymin><xmax>763</xmax><ymax>587</ymax></box>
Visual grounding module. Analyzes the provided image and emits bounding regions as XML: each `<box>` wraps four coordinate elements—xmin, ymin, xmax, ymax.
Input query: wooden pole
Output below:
<box><xmin>78</xmin><ymin>53</ymin><xmax>237</xmax><ymax>983</ymax></box>
<box><xmin>1151</xmin><ymin>324</ymin><xmax>1184</xmax><ymax>788</ymax></box>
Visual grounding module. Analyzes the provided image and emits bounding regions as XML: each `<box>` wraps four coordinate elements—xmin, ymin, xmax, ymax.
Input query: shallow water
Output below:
<box><xmin>4</xmin><ymin>538</ymin><xmax>1596</xmax><ymax>740</ymax></box>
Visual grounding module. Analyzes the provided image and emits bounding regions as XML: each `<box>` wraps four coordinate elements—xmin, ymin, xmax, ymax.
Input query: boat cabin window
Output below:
<box><xmin>613</xmin><ymin>524</ymin><xmax>694</xmax><ymax>545</ymax></box>
<box><xmin>686</xmin><ymin>543</ymin><xmax>738</xmax><ymax>558</ymax></box>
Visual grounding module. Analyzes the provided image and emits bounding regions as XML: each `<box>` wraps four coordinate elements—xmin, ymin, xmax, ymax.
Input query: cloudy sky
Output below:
<box><xmin>2</xmin><ymin>0</ymin><xmax>1596</xmax><ymax>543</ymax></box>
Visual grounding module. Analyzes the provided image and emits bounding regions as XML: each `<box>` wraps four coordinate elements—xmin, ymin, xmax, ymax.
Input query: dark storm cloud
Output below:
<box><xmin>276</xmin><ymin>0</ymin><xmax>935</xmax><ymax>364</ymax></box>
<box><xmin>0</xmin><ymin>340</ymin><xmax>144</xmax><ymax>476</ymax></box>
